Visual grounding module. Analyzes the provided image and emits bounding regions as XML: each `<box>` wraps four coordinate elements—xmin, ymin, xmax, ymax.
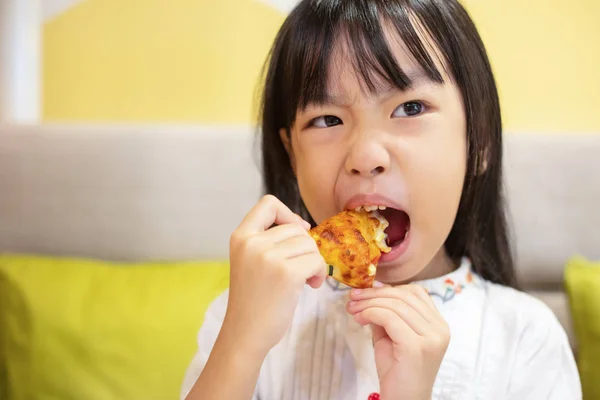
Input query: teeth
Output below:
<box><xmin>352</xmin><ymin>205</ymin><xmax>388</xmax><ymax>213</ymax></box>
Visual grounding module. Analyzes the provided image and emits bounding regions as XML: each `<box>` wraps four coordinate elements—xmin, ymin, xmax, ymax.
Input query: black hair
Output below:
<box><xmin>258</xmin><ymin>0</ymin><xmax>518</xmax><ymax>288</ymax></box>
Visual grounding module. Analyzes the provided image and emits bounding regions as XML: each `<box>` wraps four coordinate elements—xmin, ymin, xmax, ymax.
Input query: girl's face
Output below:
<box><xmin>282</xmin><ymin>29</ymin><xmax>467</xmax><ymax>284</ymax></box>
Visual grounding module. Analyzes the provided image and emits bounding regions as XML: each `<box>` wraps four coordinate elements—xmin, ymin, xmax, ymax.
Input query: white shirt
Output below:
<box><xmin>180</xmin><ymin>258</ymin><xmax>582</xmax><ymax>400</ymax></box>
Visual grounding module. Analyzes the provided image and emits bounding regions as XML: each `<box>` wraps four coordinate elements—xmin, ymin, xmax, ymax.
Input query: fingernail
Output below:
<box><xmin>351</xmin><ymin>288</ymin><xmax>362</xmax><ymax>296</ymax></box>
<box><xmin>373</xmin><ymin>280</ymin><xmax>385</xmax><ymax>288</ymax></box>
<box><xmin>347</xmin><ymin>300</ymin><xmax>356</xmax><ymax>308</ymax></box>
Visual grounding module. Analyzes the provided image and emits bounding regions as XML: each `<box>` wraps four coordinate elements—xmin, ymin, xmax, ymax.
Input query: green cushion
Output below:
<box><xmin>0</xmin><ymin>254</ymin><xmax>229</xmax><ymax>400</ymax></box>
<box><xmin>564</xmin><ymin>256</ymin><xmax>600</xmax><ymax>400</ymax></box>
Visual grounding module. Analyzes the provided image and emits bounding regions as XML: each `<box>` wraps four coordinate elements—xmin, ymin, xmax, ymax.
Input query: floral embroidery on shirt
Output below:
<box><xmin>427</xmin><ymin>268</ymin><xmax>475</xmax><ymax>303</ymax></box>
<box><xmin>327</xmin><ymin>257</ymin><xmax>477</xmax><ymax>304</ymax></box>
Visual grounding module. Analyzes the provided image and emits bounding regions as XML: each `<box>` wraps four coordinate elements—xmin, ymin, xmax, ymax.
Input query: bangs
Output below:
<box><xmin>261</xmin><ymin>0</ymin><xmax>514</xmax><ymax>287</ymax></box>
<box><xmin>274</xmin><ymin>0</ymin><xmax>447</xmax><ymax>128</ymax></box>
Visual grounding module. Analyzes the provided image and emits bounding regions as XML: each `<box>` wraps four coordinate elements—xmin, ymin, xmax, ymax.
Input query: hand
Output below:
<box><xmin>347</xmin><ymin>284</ymin><xmax>450</xmax><ymax>400</ymax></box>
<box><xmin>222</xmin><ymin>195</ymin><xmax>327</xmax><ymax>359</ymax></box>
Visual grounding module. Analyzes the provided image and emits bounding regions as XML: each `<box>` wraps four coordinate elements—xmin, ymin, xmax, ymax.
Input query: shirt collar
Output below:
<box><xmin>414</xmin><ymin>257</ymin><xmax>480</xmax><ymax>304</ymax></box>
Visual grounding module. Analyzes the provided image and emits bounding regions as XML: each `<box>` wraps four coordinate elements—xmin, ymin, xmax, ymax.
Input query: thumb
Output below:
<box><xmin>238</xmin><ymin>195</ymin><xmax>302</xmax><ymax>233</ymax></box>
<box><xmin>306</xmin><ymin>258</ymin><xmax>328</xmax><ymax>289</ymax></box>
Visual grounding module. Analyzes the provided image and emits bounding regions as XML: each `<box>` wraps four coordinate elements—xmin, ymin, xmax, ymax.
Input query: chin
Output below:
<box><xmin>375</xmin><ymin>234</ymin><xmax>443</xmax><ymax>285</ymax></box>
<box><xmin>376</xmin><ymin>247</ymin><xmax>422</xmax><ymax>284</ymax></box>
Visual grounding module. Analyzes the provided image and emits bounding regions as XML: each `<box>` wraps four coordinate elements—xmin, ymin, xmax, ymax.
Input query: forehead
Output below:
<box><xmin>325</xmin><ymin>21</ymin><xmax>450</xmax><ymax>98</ymax></box>
<box><xmin>289</xmin><ymin>4</ymin><xmax>458</xmax><ymax>115</ymax></box>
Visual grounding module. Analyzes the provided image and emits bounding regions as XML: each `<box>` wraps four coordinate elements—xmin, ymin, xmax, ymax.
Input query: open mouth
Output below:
<box><xmin>379</xmin><ymin>207</ymin><xmax>410</xmax><ymax>248</ymax></box>
<box><xmin>353</xmin><ymin>205</ymin><xmax>411</xmax><ymax>252</ymax></box>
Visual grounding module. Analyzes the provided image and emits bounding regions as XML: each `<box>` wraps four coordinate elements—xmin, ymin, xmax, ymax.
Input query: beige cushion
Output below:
<box><xmin>0</xmin><ymin>124</ymin><xmax>261</xmax><ymax>260</ymax></box>
<box><xmin>1</xmin><ymin>124</ymin><xmax>599</xmax><ymax>348</ymax></box>
<box><xmin>504</xmin><ymin>134</ymin><xmax>600</xmax><ymax>288</ymax></box>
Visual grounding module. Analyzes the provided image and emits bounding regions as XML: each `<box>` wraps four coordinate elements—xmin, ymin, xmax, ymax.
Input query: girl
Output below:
<box><xmin>182</xmin><ymin>0</ymin><xmax>581</xmax><ymax>398</ymax></box>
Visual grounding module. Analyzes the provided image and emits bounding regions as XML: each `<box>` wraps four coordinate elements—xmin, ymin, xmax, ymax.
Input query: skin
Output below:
<box><xmin>188</xmin><ymin>25</ymin><xmax>466</xmax><ymax>400</ymax></box>
<box><xmin>187</xmin><ymin>196</ymin><xmax>327</xmax><ymax>400</ymax></box>
<box><xmin>286</xmin><ymin>30</ymin><xmax>466</xmax><ymax>285</ymax></box>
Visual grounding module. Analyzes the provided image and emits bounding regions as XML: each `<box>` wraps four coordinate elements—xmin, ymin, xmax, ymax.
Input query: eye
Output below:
<box><xmin>310</xmin><ymin>115</ymin><xmax>343</xmax><ymax>128</ymax></box>
<box><xmin>392</xmin><ymin>101</ymin><xmax>425</xmax><ymax>118</ymax></box>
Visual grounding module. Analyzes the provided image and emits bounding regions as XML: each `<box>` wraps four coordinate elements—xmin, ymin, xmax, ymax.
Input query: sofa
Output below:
<box><xmin>0</xmin><ymin>124</ymin><xmax>599</xmax><ymax>399</ymax></box>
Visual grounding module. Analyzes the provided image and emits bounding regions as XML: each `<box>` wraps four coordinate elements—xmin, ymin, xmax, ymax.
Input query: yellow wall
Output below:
<box><xmin>463</xmin><ymin>0</ymin><xmax>600</xmax><ymax>132</ymax></box>
<box><xmin>43</xmin><ymin>0</ymin><xmax>600</xmax><ymax>132</ymax></box>
<box><xmin>43</xmin><ymin>0</ymin><xmax>284</xmax><ymax>124</ymax></box>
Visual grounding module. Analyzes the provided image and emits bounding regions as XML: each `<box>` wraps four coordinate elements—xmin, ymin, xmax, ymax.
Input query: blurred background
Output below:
<box><xmin>1</xmin><ymin>1</ymin><xmax>599</xmax><ymax>399</ymax></box>
<box><xmin>1</xmin><ymin>0</ymin><xmax>599</xmax><ymax>130</ymax></box>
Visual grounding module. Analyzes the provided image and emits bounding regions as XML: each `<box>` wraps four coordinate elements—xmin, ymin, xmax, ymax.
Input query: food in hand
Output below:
<box><xmin>309</xmin><ymin>207</ymin><xmax>391</xmax><ymax>288</ymax></box>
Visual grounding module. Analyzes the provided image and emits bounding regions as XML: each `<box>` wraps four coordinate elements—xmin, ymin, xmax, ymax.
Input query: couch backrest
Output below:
<box><xmin>1</xmin><ymin>124</ymin><xmax>599</xmax><ymax>347</ymax></box>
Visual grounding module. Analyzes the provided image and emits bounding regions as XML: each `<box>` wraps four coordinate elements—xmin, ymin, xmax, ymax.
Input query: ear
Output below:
<box><xmin>279</xmin><ymin>128</ymin><xmax>297</xmax><ymax>175</ymax></box>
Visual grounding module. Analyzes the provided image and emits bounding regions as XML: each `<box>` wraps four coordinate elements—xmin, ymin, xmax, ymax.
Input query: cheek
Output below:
<box><xmin>292</xmin><ymin>140</ymin><xmax>343</xmax><ymax>223</ymax></box>
<box><xmin>407</xmin><ymin>122</ymin><xmax>467</xmax><ymax>235</ymax></box>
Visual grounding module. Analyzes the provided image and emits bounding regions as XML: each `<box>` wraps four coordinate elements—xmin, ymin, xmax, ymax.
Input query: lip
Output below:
<box><xmin>343</xmin><ymin>193</ymin><xmax>406</xmax><ymax>212</ymax></box>
<box><xmin>379</xmin><ymin>230</ymin><xmax>411</xmax><ymax>264</ymax></box>
<box><xmin>343</xmin><ymin>193</ymin><xmax>411</xmax><ymax>264</ymax></box>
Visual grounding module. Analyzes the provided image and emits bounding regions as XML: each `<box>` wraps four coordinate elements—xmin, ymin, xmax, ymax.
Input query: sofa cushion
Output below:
<box><xmin>564</xmin><ymin>256</ymin><xmax>600</xmax><ymax>400</ymax></box>
<box><xmin>0</xmin><ymin>254</ymin><xmax>229</xmax><ymax>400</ymax></box>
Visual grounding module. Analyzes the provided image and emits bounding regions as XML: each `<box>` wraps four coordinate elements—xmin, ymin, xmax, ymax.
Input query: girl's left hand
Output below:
<box><xmin>347</xmin><ymin>284</ymin><xmax>450</xmax><ymax>400</ymax></box>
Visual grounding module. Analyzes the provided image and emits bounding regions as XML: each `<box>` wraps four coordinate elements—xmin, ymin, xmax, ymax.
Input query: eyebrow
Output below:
<box><xmin>403</xmin><ymin>69</ymin><xmax>445</xmax><ymax>89</ymax></box>
<box><xmin>309</xmin><ymin>69</ymin><xmax>444</xmax><ymax>109</ymax></box>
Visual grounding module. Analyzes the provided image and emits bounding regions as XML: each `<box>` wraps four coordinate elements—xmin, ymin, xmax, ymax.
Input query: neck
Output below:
<box><xmin>414</xmin><ymin>249</ymin><xmax>459</xmax><ymax>282</ymax></box>
<box><xmin>387</xmin><ymin>248</ymin><xmax>459</xmax><ymax>286</ymax></box>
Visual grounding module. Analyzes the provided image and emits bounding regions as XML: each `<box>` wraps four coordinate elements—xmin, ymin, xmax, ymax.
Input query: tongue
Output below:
<box><xmin>380</xmin><ymin>209</ymin><xmax>410</xmax><ymax>246</ymax></box>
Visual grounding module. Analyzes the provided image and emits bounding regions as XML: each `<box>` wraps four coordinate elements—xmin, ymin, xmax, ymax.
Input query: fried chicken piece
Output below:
<box><xmin>310</xmin><ymin>209</ymin><xmax>390</xmax><ymax>288</ymax></box>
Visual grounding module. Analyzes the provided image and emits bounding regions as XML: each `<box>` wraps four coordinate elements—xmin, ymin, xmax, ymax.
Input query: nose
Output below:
<box><xmin>350</xmin><ymin>165</ymin><xmax>385</xmax><ymax>177</ymax></box>
<box><xmin>345</xmin><ymin>132</ymin><xmax>390</xmax><ymax>178</ymax></box>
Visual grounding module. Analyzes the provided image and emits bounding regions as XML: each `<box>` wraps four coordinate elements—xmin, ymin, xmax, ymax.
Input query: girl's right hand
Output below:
<box><xmin>220</xmin><ymin>195</ymin><xmax>327</xmax><ymax>359</ymax></box>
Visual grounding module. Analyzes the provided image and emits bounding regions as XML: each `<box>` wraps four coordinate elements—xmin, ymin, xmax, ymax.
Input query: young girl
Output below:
<box><xmin>181</xmin><ymin>0</ymin><xmax>581</xmax><ymax>398</ymax></box>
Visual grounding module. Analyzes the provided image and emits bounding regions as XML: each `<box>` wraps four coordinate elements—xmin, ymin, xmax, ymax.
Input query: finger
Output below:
<box><xmin>350</xmin><ymin>286</ymin><xmax>435</xmax><ymax>323</ymax></box>
<box><xmin>306</xmin><ymin>274</ymin><xmax>326</xmax><ymax>289</ymax></box>
<box><xmin>354</xmin><ymin>307</ymin><xmax>418</xmax><ymax>344</ymax></box>
<box><xmin>370</xmin><ymin>324</ymin><xmax>387</xmax><ymax>347</ymax></box>
<box><xmin>238</xmin><ymin>195</ymin><xmax>310</xmax><ymax>233</ymax></box>
<box><xmin>405</xmin><ymin>284</ymin><xmax>439</xmax><ymax>314</ymax></box>
<box><xmin>347</xmin><ymin>298</ymin><xmax>429</xmax><ymax>336</ymax></box>
<box><xmin>351</xmin><ymin>284</ymin><xmax>441</xmax><ymax>316</ymax></box>
<box><xmin>270</xmin><ymin>235</ymin><xmax>320</xmax><ymax>259</ymax></box>
<box><xmin>286</xmin><ymin>251</ymin><xmax>327</xmax><ymax>284</ymax></box>
<box><xmin>261</xmin><ymin>222</ymin><xmax>310</xmax><ymax>244</ymax></box>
